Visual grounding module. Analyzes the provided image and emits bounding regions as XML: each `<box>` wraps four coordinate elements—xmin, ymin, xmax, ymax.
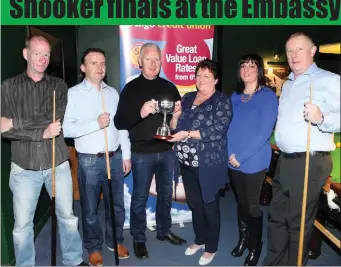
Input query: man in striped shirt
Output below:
<box><xmin>1</xmin><ymin>35</ymin><xmax>87</xmax><ymax>266</ymax></box>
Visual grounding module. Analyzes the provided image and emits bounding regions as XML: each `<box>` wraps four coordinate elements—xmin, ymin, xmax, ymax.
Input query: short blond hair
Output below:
<box><xmin>286</xmin><ymin>32</ymin><xmax>315</xmax><ymax>47</ymax></box>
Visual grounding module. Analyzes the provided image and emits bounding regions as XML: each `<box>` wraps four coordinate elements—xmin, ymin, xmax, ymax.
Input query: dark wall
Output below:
<box><xmin>33</xmin><ymin>26</ymin><xmax>79</xmax><ymax>87</ymax></box>
<box><xmin>219</xmin><ymin>26</ymin><xmax>341</xmax><ymax>95</ymax></box>
<box><xmin>0</xmin><ymin>25</ymin><xmax>78</xmax><ymax>265</ymax></box>
<box><xmin>1</xmin><ymin>25</ymin><xmax>27</xmax><ymax>266</ymax></box>
<box><xmin>77</xmin><ymin>26</ymin><xmax>121</xmax><ymax>90</ymax></box>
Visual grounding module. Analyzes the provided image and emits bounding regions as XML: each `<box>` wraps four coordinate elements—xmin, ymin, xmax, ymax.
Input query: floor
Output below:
<box><xmin>35</xmin><ymin>189</ymin><xmax>340</xmax><ymax>266</ymax></box>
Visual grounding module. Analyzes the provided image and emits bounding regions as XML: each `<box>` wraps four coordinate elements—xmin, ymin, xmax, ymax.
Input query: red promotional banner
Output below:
<box><xmin>120</xmin><ymin>25</ymin><xmax>215</xmax><ymax>95</ymax></box>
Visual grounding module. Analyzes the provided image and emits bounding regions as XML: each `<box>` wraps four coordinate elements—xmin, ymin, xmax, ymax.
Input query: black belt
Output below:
<box><xmin>282</xmin><ymin>151</ymin><xmax>330</xmax><ymax>158</ymax></box>
<box><xmin>78</xmin><ymin>146</ymin><xmax>121</xmax><ymax>158</ymax></box>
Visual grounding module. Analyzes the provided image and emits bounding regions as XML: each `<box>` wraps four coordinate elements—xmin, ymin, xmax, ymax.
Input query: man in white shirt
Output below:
<box><xmin>263</xmin><ymin>32</ymin><xmax>340</xmax><ymax>266</ymax></box>
<box><xmin>63</xmin><ymin>48</ymin><xmax>131</xmax><ymax>266</ymax></box>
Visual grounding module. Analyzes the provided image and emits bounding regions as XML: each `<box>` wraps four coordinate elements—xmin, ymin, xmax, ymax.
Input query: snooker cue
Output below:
<box><xmin>101</xmin><ymin>88</ymin><xmax>119</xmax><ymax>266</ymax></box>
<box><xmin>51</xmin><ymin>90</ymin><xmax>57</xmax><ymax>266</ymax></box>
<box><xmin>297</xmin><ymin>83</ymin><xmax>313</xmax><ymax>266</ymax></box>
<box><xmin>314</xmin><ymin>220</ymin><xmax>341</xmax><ymax>249</ymax></box>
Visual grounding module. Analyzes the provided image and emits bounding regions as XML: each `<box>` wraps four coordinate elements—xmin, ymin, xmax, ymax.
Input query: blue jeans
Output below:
<box><xmin>9</xmin><ymin>160</ymin><xmax>83</xmax><ymax>266</ymax></box>
<box><xmin>130</xmin><ymin>150</ymin><xmax>174</xmax><ymax>242</ymax></box>
<box><xmin>77</xmin><ymin>150</ymin><xmax>125</xmax><ymax>253</ymax></box>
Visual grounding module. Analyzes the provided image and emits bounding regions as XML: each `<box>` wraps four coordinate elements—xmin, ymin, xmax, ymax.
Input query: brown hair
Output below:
<box><xmin>195</xmin><ymin>58</ymin><xmax>219</xmax><ymax>79</ymax></box>
<box><xmin>236</xmin><ymin>54</ymin><xmax>266</xmax><ymax>94</ymax></box>
<box><xmin>79</xmin><ymin>48</ymin><xmax>106</xmax><ymax>81</ymax></box>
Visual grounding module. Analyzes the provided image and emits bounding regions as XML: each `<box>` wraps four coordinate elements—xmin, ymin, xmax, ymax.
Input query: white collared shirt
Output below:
<box><xmin>63</xmin><ymin>79</ymin><xmax>131</xmax><ymax>159</ymax></box>
<box><xmin>275</xmin><ymin>63</ymin><xmax>340</xmax><ymax>153</ymax></box>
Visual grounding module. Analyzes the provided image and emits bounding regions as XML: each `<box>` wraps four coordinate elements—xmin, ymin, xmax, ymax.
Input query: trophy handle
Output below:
<box><xmin>152</xmin><ymin>99</ymin><xmax>158</xmax><ymax>113</ymax></box>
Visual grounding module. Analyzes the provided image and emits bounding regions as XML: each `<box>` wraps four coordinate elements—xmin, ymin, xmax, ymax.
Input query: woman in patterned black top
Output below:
<box><xmin>169</xmin><ymin>59</ymin><xmax>233</xmax><ymax>266</ymax></box>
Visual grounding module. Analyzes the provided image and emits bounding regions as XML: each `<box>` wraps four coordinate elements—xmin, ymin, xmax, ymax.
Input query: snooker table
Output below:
<box><xmin>330</xmin><ymin>133</ymin><xmax>340</xmax><ymax>186</ymax></box>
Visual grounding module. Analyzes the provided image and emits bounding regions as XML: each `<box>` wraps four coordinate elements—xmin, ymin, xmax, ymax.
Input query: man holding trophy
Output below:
<box><xmin>114</xmin><ymin>43</ymin><xmax>186</xmax><ymax>260</ymax></box>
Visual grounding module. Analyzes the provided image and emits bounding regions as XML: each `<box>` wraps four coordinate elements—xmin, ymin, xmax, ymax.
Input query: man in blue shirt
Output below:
<box><xmin>263</xmin><ymin>32</ymin><xmax>340</xmax><ymax>266</ymax></box>
<box><xmin>63</xmin><ymin>48</ymin><xmax>131</xmax><ymax>266</ymax></box>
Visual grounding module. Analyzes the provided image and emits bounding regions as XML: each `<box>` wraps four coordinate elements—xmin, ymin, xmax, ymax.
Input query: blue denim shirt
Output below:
<box><xmin>174</xmin><ymin>91</ymin><xmax>233</xmax><ymax>203</ymax></box>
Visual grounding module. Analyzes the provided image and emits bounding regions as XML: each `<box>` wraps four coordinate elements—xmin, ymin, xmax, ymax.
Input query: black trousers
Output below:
<box><xmin>263</xmin><ymin>154</ymin><xmax>332</xmax><ymax>266</ymax></box>
<box><xmin>228</xmin><ymin>168</ymin><xmax>267</xmax><ymax>218</ymax></box>
<box><xmin>180</xmin><ymin>164</ymin><xmax>220</xmax><ymax>253</ymax></box>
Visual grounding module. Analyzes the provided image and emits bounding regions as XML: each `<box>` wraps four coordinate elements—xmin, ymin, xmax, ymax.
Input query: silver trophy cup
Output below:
<box><xmin>154</xmin><ymin>100</ymin><xmax>175</xmax><ymax>140</ymax></box>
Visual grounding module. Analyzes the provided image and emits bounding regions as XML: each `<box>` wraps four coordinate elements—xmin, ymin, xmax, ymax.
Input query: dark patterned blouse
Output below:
<box><xmin>174</xmin><ymin>90</ymin><xmax>233</xmax><ymax>203</ymax></box>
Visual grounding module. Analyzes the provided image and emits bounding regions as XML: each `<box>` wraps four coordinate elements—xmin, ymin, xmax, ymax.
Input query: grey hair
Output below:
<box><xmin>138</xmin><ymin>43</ymin><xmax>161</xmax><ymax>61</ymax></box>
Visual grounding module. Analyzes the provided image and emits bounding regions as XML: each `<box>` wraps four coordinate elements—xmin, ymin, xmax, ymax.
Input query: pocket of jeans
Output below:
<box><xmin>115</xmin><ymin>150</ymin><xmax>122</xmax><ymax>160</ymax></box>
<box><xmin>10</xmin><ymin>162</ymin><xmax>26</xmax><ymax>176</ymax></box>
<box><xmin>78</xmin><ymin>155</ymin><xmax>97</xmax><ymax>166</ymax></box>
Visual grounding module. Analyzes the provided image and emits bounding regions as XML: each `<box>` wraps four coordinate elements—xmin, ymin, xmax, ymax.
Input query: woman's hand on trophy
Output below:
<box><xmin>172</xmin><ymin>101</ymin><xmax>182</xmax><ymax>119</ymax></box>
<box><xmin>140</xmin><ymin>99</ymin><xmax>157</xmax><ymax>118</ymax></box>
<box><xmin>168</xmin><ymin>130</ymin><xmax>188</xmax><ymax>142</ymax></box>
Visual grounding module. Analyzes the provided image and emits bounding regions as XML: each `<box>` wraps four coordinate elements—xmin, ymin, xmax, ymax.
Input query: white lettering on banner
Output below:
<box><xmin>188</xmin><ymin>55</ymin><xmax>207</xmax><ymax>63</ymax></box>
<box><xmin>175</xmin><ymin>64</ymin><xmax>197</xmax><ymax>72</ymax></box>
<box><xmin>175</xmin><ymin>74</ymin><xmax>189</xmax><ymax>80</ymax></box>
<box><xmin>165</xmin><ymin>54</ymin><xmax>187</xmax><ymax>63</ymax></box>
<box><xmin>176</xmin><ymin>44</ymin><xmax>198</xmax><ymax>53</ymax></box>
<box><xmin>158</xmin><ymin>25</ymin><xmax>185</xmax><ymax>29</ymax></box>
<box><xmin>164</xmin><ymin>45</ymin><xmax>206</xmax><ymax>76</ymax></box>
<box><xmin>133</xmin><ymin>25</ymin><xmax>155</xmax><ymax>30</ymax></box>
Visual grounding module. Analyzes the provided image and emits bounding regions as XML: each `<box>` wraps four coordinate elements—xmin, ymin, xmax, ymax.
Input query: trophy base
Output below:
<box><xmin>154</xmin><ymin>135</ymin><xmax>173</xmax><ymax>140</ymax></box>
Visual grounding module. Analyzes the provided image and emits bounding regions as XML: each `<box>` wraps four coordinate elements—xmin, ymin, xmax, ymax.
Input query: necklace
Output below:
<box><xmin>241</xmin><ymin>88</ymin><xmax>258</xmax><ymax>103</ymax></box>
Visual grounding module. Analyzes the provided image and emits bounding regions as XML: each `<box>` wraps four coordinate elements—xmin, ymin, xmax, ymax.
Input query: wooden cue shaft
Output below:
<box><xmin>297</xmin><ymin>83</ymin><xmax>313</xmax><ymax>266</ymax></box>
<box><xmin>314</xmin><ymin>220</ymin><xmax>341</xmax><ymax>249</ymax></box>
<box><xmin>52</xmin><ymin>90</ymin><xmax>56</xmax><ymax>196</ymax></box>
<box><xmin>100</xmin><ymin>89</ymin><xmax>111</xmax><ymax>180</ymax></box>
